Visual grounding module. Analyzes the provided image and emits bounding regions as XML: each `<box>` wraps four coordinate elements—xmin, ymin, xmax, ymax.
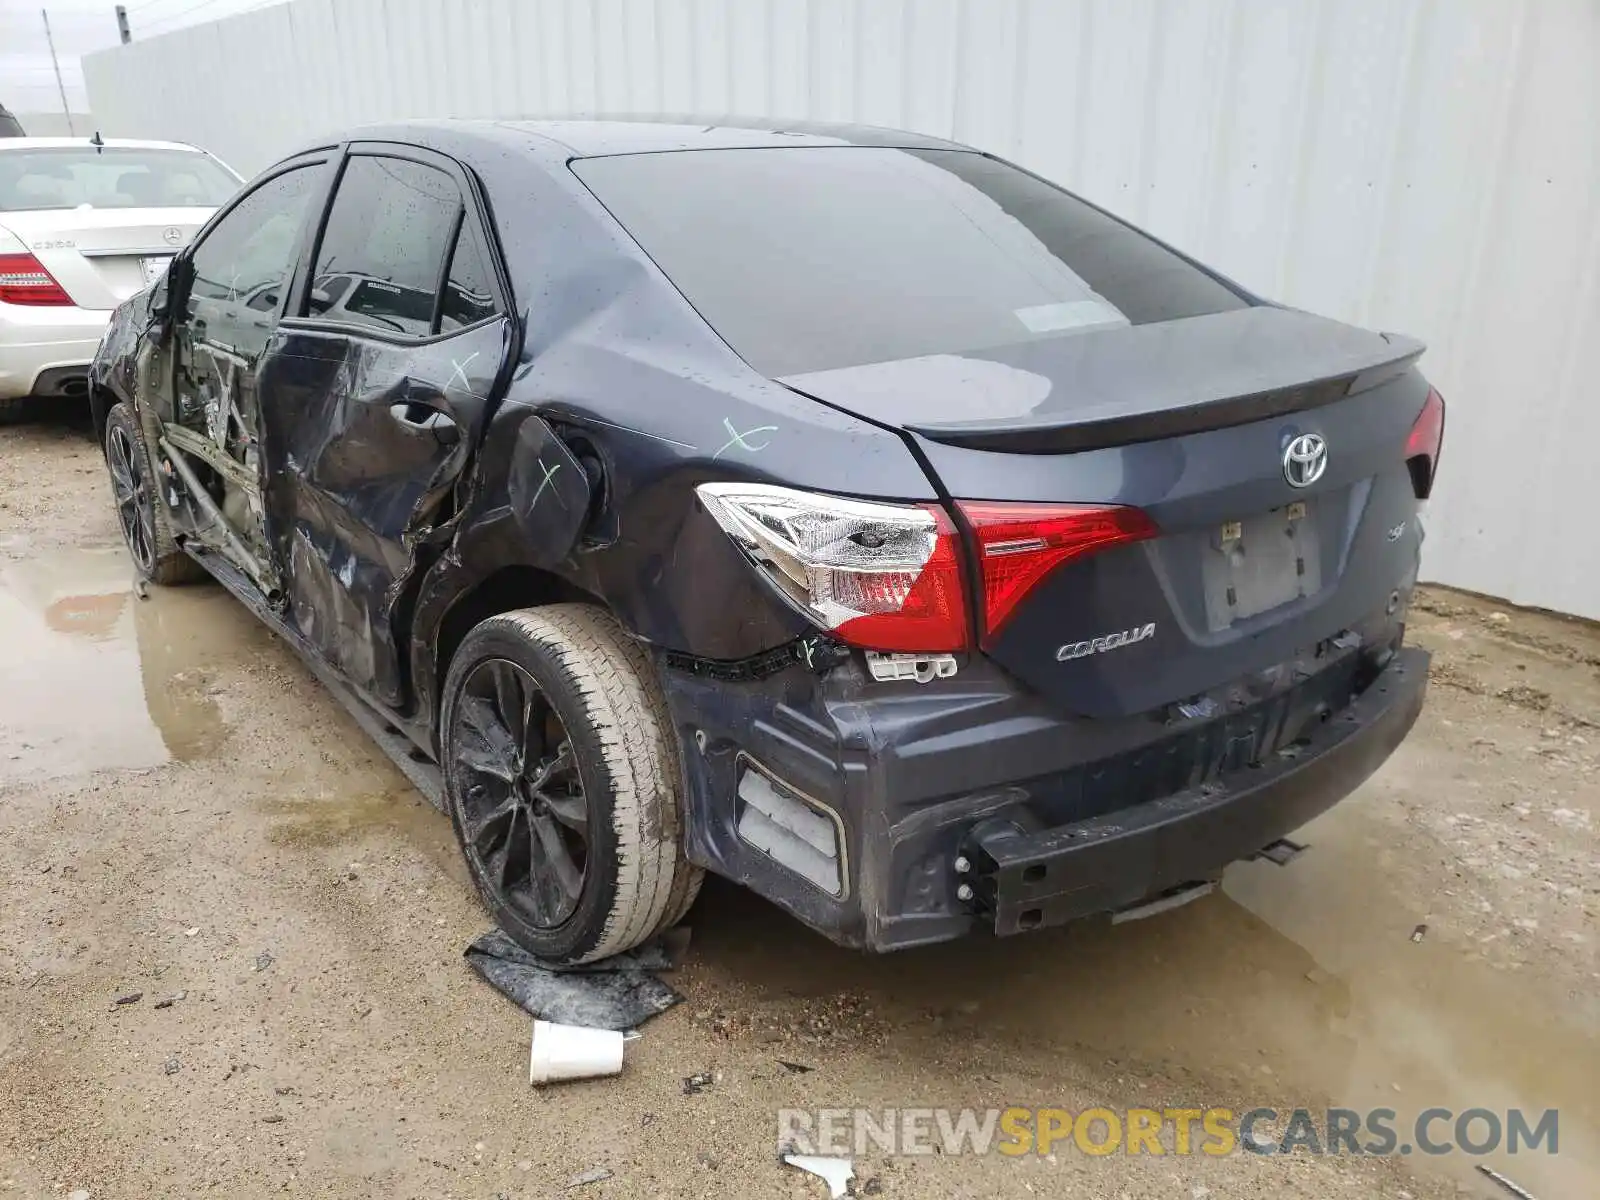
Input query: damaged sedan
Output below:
<box><xmin>91</xmin><ymin>118</ymin><xmax>1442</xmax><ymax>963</ymax></box>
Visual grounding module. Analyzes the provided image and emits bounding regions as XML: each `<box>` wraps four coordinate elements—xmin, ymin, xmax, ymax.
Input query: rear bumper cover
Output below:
<box><xmin>964</xmin><ymin>647</ymin><xmax>1428</xmax><ymax>936</ymax></box>
<box><xmin>663</xmin><ymin>643</ymin><xmax>1427</xmax><ymax>953</ymax></box>
<box><xmin>0</xmin><ymin>301</ymin><xmax>108</xmax><ymax>399</ymax></box>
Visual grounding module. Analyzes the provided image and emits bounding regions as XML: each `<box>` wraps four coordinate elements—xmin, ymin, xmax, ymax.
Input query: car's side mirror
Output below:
<box><xmin>153</xmin><ymin>251</ymin><xmax>195</xmax><ymax>321</ymax></box>
<box><xmin>148</xmin><ymin>270</ymin><xmax>171</xmax><ymax>318</ymax></box>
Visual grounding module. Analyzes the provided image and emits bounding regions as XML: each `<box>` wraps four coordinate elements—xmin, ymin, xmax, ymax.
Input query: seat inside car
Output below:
<box><xmin>114</xmin><ymin>169</ymin><xmax>163</xmax><ymax>206</ymax></box>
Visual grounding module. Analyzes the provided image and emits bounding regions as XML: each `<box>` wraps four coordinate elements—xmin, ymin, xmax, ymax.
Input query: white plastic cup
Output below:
<box><xmin>528</xmin><ymin>1019</ymin><xmax>626</xmax><ymax>1085</ymax></box>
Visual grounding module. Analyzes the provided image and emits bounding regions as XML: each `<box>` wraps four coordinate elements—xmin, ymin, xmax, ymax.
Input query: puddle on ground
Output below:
<box><xmin>0</xmin><ymin>545</ymin><xmax>232</xmax><ymax>780</ymax></box>
<box><xmin>690</xmin><ymin>785</ymin><xmax>1598</xmax><ymax>1196</ymax></box>
<box><xmin>0</xmin><ymin>541</ymin><xmax>466</xmax><ymax>875</ymax></box>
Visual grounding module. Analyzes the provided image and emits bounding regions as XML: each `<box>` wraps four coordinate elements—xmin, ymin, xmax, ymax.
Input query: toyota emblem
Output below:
<box><xmin>162</xmin><ymin>226</ymin><xmax>183</xmax><ymax>246</ymax></box>
<box><xmin>1282</xmin><ymin>433</ymin><xmax>1328</xmax><ymax>488</ymax></box>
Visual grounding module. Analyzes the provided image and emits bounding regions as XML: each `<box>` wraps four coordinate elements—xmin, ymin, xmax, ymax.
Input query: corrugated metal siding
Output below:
<box><xmin>82</xmin><ymin>0</ymin><xmax>1600</xmax><ymax>618</ymax></box>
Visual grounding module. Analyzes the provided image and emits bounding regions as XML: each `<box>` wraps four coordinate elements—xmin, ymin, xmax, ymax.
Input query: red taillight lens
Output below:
<box><xmin>958</xmin><ymin>501</ymin><xmax>1159</xmax><ymax>642</ymax></box>
<box><xmin>1405</xmin><ymin>387</ymin><xmax>1445</xmax><ymax>498</ymax></box>
<box><xmin>0</xmin><ymin>252</ymin><xmax>73</xmax><ymax>306</ymax></box>
<box><xmin>833</xmin><ymin>506</ymin><xmax>967</xmax><ymax>652</ymax></box>
<box><xmin>696</xmin><ymin>483</ymin><xmax>969</xmax><ymax>653</ymax></box>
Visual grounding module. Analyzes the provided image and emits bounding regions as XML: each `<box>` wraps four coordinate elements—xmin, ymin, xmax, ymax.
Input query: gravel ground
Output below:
<box><xmin>0</xmin><ymin>413</ymin><xmax>1594</xmax><ymax>1199</ymax></box>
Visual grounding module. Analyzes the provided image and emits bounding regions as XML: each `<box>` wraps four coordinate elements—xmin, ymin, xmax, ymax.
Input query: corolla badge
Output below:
<box><xmin>1282</xmin><ymin>433</ymin><xmax>1328</xmax><ymax>488</ymax></box>
<box><xmin>1056</xmin><ymin>623</ymin><xmax>1156</xmax><ymax>662</ymax></box>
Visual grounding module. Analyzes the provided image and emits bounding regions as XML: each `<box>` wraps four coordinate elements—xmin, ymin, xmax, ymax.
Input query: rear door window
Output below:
<box><xmin>306</xmin><ymin>155</ymin><xmax>460</xmax><ymax>337</ymax></box>
<box><xmin>574</xmin><ymin>147</ymin><xmax>1248</xmax><ymax>376</ymax></box>
<box><xmin>439</xmin><ymin>214</ymin><xmax>497</xmax><ymax>332</ymax></box>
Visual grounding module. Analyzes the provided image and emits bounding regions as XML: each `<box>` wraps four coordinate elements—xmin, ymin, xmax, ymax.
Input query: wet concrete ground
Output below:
<box><xmin>0</xmin><ymin>414</ymin><xmax>1594</xmax><ymax>1199</ymax></box>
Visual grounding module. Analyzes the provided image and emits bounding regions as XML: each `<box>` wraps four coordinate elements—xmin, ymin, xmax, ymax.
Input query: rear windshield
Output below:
<box><xmin>574</xmin><ymin>147</ymin><xmax>1247</xmax><ymax>377</ymax></box>
<box><xmin>0</xmin><ymin>147</ymin><xmax>238</xmax><ymax>212</ymax></box>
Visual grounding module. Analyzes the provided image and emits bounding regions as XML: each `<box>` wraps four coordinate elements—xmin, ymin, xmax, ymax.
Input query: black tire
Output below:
<box><xmin>0</xmin><ymin>396</ymin><xmax>33</xmax><ymax>425</ymax></box>
<box><xmin>104</xmin><ymin>401</ymin><xmax>205</xmax><ymax>586</ymax></box>
<box><xmin>441</xmin><ymin>604</ymin><xmax>703</xmax><ymax>964</ymax></box>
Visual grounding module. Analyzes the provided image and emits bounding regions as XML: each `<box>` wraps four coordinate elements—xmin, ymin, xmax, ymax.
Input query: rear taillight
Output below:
<box><xmin>958</xmin><ymin>501</ymin><xmax>1159</xmax><ymax>642</ymax></box>
<box><xmin>1405</xmin><ymin>387</ymin><xmax>1446</xmax><ymax>498</ymax></box>
<box><xmin>696</xmin><ymin>483</ymin><xmax>968</xmax><ymax>652</ymax></box>
<box><xmin>0</xmin><ymin>252</ymin><xmax>73</xmax><ymax>306</ymax></box>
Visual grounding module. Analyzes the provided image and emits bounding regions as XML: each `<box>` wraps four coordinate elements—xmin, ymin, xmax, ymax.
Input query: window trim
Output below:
<box><xmin>280</xmin><ymin>140</ymin><xmax>508</xmax><ymax>347</ymax></box>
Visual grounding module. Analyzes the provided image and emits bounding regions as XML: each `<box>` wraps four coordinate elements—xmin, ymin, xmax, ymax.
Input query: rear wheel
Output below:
<box><xmin>441</xmin><ymin>604</ymin><xmax>702</xmax><ymax>964</ymax></box>
<box><xmin>104</xmin><ymin>401</ymin><xmax>204</xmax><ymax>586</ymax></box>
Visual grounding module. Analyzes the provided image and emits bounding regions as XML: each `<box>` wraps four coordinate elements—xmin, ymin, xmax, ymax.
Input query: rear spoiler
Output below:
<box><xmin>906</xmin><ymin>331</ymin><xmax>1426</xmax><ymax>455</ymax></box>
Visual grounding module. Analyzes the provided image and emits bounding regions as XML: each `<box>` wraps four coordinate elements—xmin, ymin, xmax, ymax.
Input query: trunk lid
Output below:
<box><xmin>0</xmin><ymin>207</ymin><xmax>211</xmax><ymax>309</ymax></box>
<box><xmin>781</xmin><ymin>306</ymin><xmax>1431</xmax><ymax>718</ymax></box>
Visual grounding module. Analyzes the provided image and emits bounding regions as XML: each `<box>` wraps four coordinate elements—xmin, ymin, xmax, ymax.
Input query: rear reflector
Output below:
<box><xmin>958</xmin><ymin>501</ymin><xmax>1160</xmax><ymax>642</ymax></box>
<box><xmin>736</xmin><ymin>767</ymin><xmax>843</xmax><ymax>896</ymax></box>
<box><xmin>1404</xmin><ymin>387</ymin><xmax>1445</xmax><ymax>498</ymax></box>
<box><xmin>0</xmin><ymin>253</ymin><xmax>73</xmax><ymax>306</ymax></box>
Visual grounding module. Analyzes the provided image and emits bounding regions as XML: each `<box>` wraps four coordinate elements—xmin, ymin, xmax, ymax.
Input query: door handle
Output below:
<box><xmin>389</xmin><ymin>400</ymin><xmax>459</xmax><ymax>444</ymax></box>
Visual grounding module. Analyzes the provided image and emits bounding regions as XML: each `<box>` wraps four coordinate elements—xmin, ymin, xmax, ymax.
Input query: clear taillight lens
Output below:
<box><xmin>0</xmin><ymin>253</ymin><xmax>73</xmax><ymax>306</ymax></box>
<box><xmin>1405</xmin><ymin>387</ymin><xmax>1445</xmax><ymax>499</ymax></box>
<box><xmin>695</xmin><ymin>482</ymin><xmax>969</xmax><ymax>652</ymax></box>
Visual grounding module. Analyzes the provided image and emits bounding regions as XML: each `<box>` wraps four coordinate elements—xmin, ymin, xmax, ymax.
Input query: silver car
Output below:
<box><xmin>0</xmin><ymin>136</ymin><xmax>239</xmax><ymax>421</ymax></box>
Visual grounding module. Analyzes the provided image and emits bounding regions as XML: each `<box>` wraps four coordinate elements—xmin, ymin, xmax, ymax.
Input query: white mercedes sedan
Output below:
<box><xmin>0</xmin><ymin>136</ymin><xmax>240</xmax><ymax>421</ymax></box>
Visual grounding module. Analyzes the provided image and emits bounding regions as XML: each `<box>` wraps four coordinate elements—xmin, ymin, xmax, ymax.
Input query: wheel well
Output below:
<box><xmin>432</xmin><ymin>565</ymin><xmax>601</xmax><ymax>705</ymax></box>
<box><xmin>89</xmin><ymin>383</ymin><xmax>116</xmax><ymax>447</ymax></box>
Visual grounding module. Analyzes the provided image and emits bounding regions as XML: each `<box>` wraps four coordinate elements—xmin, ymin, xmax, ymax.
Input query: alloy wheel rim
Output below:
<box><xmin>451</xmin><ymin>658</ymin><xmax>589</xmax><ymax>928</ymax></box>
<box><xmin>108</xmin><ymin>425</ymin><xmax>155</xmax><ymax>574</ymax></box>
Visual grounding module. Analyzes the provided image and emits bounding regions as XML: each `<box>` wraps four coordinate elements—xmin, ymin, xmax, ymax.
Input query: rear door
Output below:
<box><xmin>259</xmin><ymin>144</ymin><xmax>511</xmax><ymax>709</ymax></box>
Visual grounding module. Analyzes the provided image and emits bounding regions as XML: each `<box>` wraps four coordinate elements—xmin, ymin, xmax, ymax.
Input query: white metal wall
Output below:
<box><xmin>83</xmin><ymin>0</ymin><xmax>1600</xmax><ymax>619</ymax></box>
<box><xmin>10</xmin><ymin>113</ymin><xmax>97</xmax><ymax>137</ymax></box>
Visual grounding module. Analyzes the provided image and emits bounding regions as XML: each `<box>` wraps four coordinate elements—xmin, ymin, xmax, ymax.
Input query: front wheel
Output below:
<box><xmin>104</xmin><ymin>402</ymin><xmax>204</xmax><ymax>586</ymax></box>
<box><xmin>440</xmin><ymin>604</ymin><xmax>703</xmax><ymax>964</ymax></box>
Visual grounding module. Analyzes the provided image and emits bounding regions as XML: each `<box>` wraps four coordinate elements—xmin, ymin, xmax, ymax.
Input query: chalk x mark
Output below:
<box><xmin>712</xmin><ymin>417</ymin><xmax>778</xmax><ymax>460</ymax></box>
<box><xmin>449</xmin><ymin>351</ymin><xmax>481</xmax><ymax>392</ymax></box>
<box><xmin>528</xmin><ymin>458</ymin><xmax>566</xmax><ymax>511</ymax></box>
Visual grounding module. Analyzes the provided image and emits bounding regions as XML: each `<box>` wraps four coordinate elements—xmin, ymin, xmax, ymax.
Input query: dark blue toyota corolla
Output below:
<box><xmin>89</xmin><ymin>117</ymin><xmax>1442</xmax><ymax>963</ymax></box>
